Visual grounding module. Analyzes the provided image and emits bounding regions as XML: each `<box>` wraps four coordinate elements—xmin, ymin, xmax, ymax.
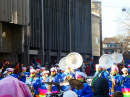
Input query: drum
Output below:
<box><xmin>27</xmin><ymin>84</ymin><xmax>35</xmax><ymax>96</ymax></box>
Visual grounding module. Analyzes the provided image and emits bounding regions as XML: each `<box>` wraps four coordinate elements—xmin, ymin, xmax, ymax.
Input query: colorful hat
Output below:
<box><xmin>30</xmin><ymin>69</ymin><xmax>36</xmax><ymax>73</ymax></box>
<box><xmin>76</xmin><ymin>71</ymin><xmax>87</xmax><ymax>78</ymax></box>
<box><xmin>36</xmin><ymin>69</ymin><xmax>40</xmax><ymax>73</ymax></box>
<box><xmin>41</xmin><ymin>67</ymin><xmax>45</xmax><ymax>72</ymax></box>
<box><xmin>127</xmin><ymin>65</ymin><xmax>130</xmax><ymax>68</ymax></box>
<box><xmin>51</xmin><ymin>67</ymin><xmax>57</xmax><ymax>72</ymax></box>
<box><xmin>122</xmin><ymin>68</ymin><xmax>128</xmax><ymax>72</ymax></box>
<box><xmin>29</xmin><ymin>66</ymin><xmax>33</xmax><ymax>70</ymax></box>
<box><xmin>22</xmin><ymin>67</ymin><xmax>26</xmax><ymax>70</ymax></box>
<box><xmin>44</xmin><ymin>70</ymin><xmax>49</xmax><ymax>74</ymax></box>
<box><xmin>111</xmin><ymin>65</ymin><xmax>119</xmax><ymax>72</ymax></box>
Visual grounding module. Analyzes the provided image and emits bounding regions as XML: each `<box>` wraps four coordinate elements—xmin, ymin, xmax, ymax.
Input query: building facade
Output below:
<box><xmin>91</xmin><ymin>1</ymin><xmax>102</xmax><ymax>62</ymax></box>
<box><xmin>0</xmin><ymin>0</ymin><xmax>92</xmax><ymax>66</ymax></box>
<box><xmin>102</xmin><ymin>38</ymin><xmax>123</xmax><ymax>54</ymax></box>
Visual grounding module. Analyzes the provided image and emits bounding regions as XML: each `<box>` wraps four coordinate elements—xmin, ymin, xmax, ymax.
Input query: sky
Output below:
<box><xmin>93</xmin><ymin>0</ymin><xmax>130</xmax><ymax>39</ymax></box>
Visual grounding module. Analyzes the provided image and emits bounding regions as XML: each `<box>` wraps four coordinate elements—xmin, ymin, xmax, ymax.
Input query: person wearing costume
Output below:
<box><xmin>121</xmin><ymin>68</ymin><xmax>130</xmax><ymax>97</ymax></box>
<box><xmin>6</xmin><ymin>68</ymin><xmax>18</xmax><ymax>79</ymax></box>
<box><xmin>39</xmin><ymin>70</ymin><xmax>50</xmax><ymax>97</ymax></box>
<box><xmin>71</xmin><ymin>71</ymin><xmax>94</xmax><ymax>97</ymax></box>
<box><xmin>109</xmin><ymin>65</ymin><xmax>123</xmax><ymax>96</ymax></box>
<box><xmin>58</xmin><ymin>66</ymin><xmax>75</xmax><ymax>91</ymax></box>
<box><xmin>46</xmin><ymin>67</ymin><xmax>59</xmax><ymax>94</ymax></box>
<box><xmin>94</xmin><ymin>64</ymin><xmax>110</xmax><ymax>80</ymax></box>
<box><xmin>26</xmin><ymin>69</ymin><xmax>41</xmax><ymax>97</ymax></box>
<box><xmin>19</xmin><ymin>67</ymin><xmax>30</xmax><ymax>83</ymax></box>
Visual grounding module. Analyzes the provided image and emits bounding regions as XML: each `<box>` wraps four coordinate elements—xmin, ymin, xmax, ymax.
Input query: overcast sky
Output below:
<box><xmin>93</xmin><ymin>0</ymin><xmax>130</xmax><ymax>39</ymax></box>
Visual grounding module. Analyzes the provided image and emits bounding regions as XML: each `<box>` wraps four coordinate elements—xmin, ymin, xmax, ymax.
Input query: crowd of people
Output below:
<box><xmin>0</xmin><ymin>57</ymin><xmax>129</xmax><ymax>97</ymax></box>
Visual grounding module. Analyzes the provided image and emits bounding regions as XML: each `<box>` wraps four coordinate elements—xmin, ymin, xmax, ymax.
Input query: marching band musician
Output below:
<box><xmin>71</xmin><ymin>71</ymin><xmax>94</xmax><ymax>97</ymax></box>
<box><xmin>109</xmin><ymin>65</ymin><xmax>123</xmax><ymax>95</ymax></box>
<box><xmin>26</xmin><ymin>69</ymin><xmax>41</xmax><ymax>97</ymax></box>
<box><xmin>19</xmin><ymin>67</ymin><xmax>30</xmax><ymax>83</ymax></box>
<box><xmin>58</xmin><ymin>66</ymin><xmax>75</xmax><ymax>91</ymax></box>
<box><xmin>46</xmin><ymin>67</ymin><xmax>59</xmax><ymax>93</ymax></box>
<box><xmin>6</xmin><ymin>68</ymin><xmax>19</xmax><ymax>78</ymax></box>
<box><xmin>94</xmin><ymin>64</ymin><xmax>110</xmax><ymax>80</ymax></box>
<box><xmin>121</xmin><ymin>68</ymin><xmax>130</xmax><ymax>97</ymax></box>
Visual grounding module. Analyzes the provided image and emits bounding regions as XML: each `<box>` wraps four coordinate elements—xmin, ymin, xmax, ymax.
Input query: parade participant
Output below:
<box><xmin>26</xmin><ymin>69</ymin><xmax>41</xmax><ymax>97</ymax></box>
<box><xmin>121</xmin><ymin>68</ymin><xmax>130</xmax><ymax>97</ymax></box>
<box><xmin>71</xmin><ymin>71</ymin><xmax>94</xmax><ymax>97</ymax></box>
<box><xmin>109</xmin><ymin>65</ymin><xmax>123</xmax><ymax>96</ymax></box>
<box><xmin>94</xmin><ymin>64</ymin><xmax>101</xmax><ymax>77</ymax></box>
<box><xmin>46</xmin><ymin>67</ymin><xmax>59</xmax><ymax>93</ymax></box>
<box><xmin>127</xmin><ymin>64</ymin><xmax>130</xmax><ymax>74</ymax></box>
<box><xmin>94</xmin><ymin>64</ymin><xmax>110</xmax><ymax>80</ymax></box>
<box><xmin>36</xmin><ymin>69</ymin><xmax>40</xmax><ymax>77</ymax></box>
<box><xmin>40</xmin><ymin>67</ymin><xmax>45</xmax><ymax>72</ymax></box>
<box><xmin>19</xmin><ymin>67</ymin><xmax>30</xmax><ymax>83</ymax></box>
<box><xmin>6</xmin><ymin>68</ymin><xmax>18</xmax><ymax>78</ymax></box>
<box><xmin>58</xmin><ymin>66</ymin><xmax>75</xmax><ymax>91</ymax></box>
<box><xmin>39</xmin><ymin>71</ymin><xmax>49</xmax><ymax>97</ymax></box>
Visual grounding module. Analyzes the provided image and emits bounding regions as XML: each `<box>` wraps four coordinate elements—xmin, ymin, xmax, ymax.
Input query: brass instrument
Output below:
<box><xmin>111</xmin><ymin>74</ymin><xmax>115</xmax><ymax>92</ymax></box>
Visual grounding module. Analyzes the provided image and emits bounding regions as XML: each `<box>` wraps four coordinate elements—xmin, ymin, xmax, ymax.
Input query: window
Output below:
<box><xmin>107</xmin><ymin>44</ymin><xmax>110</xmax><ymax>47</ymax></box>
<box><xmin>96</xmin><ymin>37</ymin><xmax>100</xmax><ymax>44</ymax></box>
<box><xmin>110</xmin><ymin>44</ymin><xmax>112</xmax><ymax>47</ymax></box>
<box><xmin>114</xmin><ymin>44</ymin><xmax>116</xmax><ymax>47</ymax></box>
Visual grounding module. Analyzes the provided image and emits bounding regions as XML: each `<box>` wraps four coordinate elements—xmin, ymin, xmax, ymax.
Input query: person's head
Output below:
<box><xmin>127</xmin><ymin>65</ymin><xmax>130</xmax><ymax>69</ymax></box>
<box><xmin>7</xmin><ymin>68</ymin><xmax>14</xmax><ymax>75</ymax></box>
<box><xmin>30</xmin><ymin>69</ymin><xmax>36</xmax><ymax>77</ymax></box>
<box><xmin>51</xmin><ymin>68</ymin><xmax>57</xmax><ymax>76</ymax></box>
<box><xmin>36</xmin><ymin>69</ymin><xmax>40</xmax><ymax>73</ymax></box>
<box><xmin>95</xmin><ymin>64</ymin><xmax>102</xmax><ymax>72</ymax></box>
<box><xmin>111</xmin><ymin>65</ymin><xmax>118</xmax><ymax>76</ymax></box>
<box><xmin>44</xmin><ymin>70</ymin><xmax>49</xmax><ymax>76</ymax></box>
<box><xmin>66</xmin><ymin>66</ymin><xmax>71</xmax><ymax>73</ymax></box>
<box><xmin>41</xmin><ymin>67</ymin><xmax>45</xmax><ymax>72</ymax></box>
<box><xmin>75</xmin><ymin>72</ymin><xmax>87</xmax><ymax>82</ymax></box>
<box><xmin>112</xmin><ymin>91</ymin><xmax>123</xmax><ymax>97</ymax></box>
<box><xmin>122</xmin><ymin>68</ymin><xmax>128</xmax><ymax>76</ymax></box>
<box><xmin>21</xmin><ymin>64</ymin><xmax>24</xmax><ymax>67</ymax></box>
<box><xmin>92</xmin><ymin>77</ymin><xmax>109</xmax><ymax>96</ymax></box>
<box><xmin>22</xmin><ymin>67</ymin><xmax>26</xmax><ymax>73</ymax></box>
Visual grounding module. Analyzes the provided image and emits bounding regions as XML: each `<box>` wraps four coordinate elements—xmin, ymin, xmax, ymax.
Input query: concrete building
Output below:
<box><xmin>0</xmin><ymin>0</ymin><xmax>92</xmax><ymax>66</ymax></box>
<box><xmin>91</xmin><ymin>1</ymin><xmax>102</xmax><ymax>62</ymax></box>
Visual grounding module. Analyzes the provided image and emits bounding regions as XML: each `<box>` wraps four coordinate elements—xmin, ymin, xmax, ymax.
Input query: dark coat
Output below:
<box><xmin>93</xmin><ymin>77</ymin><xmax>110</xmax><ymax>97</ymax></box>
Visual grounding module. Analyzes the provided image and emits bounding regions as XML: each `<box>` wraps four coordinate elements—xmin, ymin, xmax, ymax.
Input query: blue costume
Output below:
<box><xmin>109</xmin><ymin>74</ymin><xmax>123</xmax><ymax>95</ymax></box>
<box><xmin>25</xmin><ymin>76</ymin><xmax>41</xmax><ymax>95</ymax></box>
<box><xmin>73</xmin><ymin>83</ymin><xmax>94</xmax><ymax>97</ymax></box>
<box><xmin>57</xmin><ymin>72</ymin><xmax>75</xmax><ymax>91</ymax></box>
<box><xmin>19</xmin><ymin>72</ymin><xmax>30</xmax><ymax>83</ymax></box>
<box><xmin>46</xmin><ymin>76</ymin><xmax>59</xmax><ymax>93</ymax></box>
<box><xmin>121</xmin><ymin>75</ymin><xmax>130</xmax><ymax>96</ymax></box>
<box><xmin>32</xmin><ymin>77</ymin><xmax>41</xmax><ymax>95</ymax></box>
<box><xmin>94</xmin><ymin>70</ymin><xmax>110</xmax><ymax>80</ymax></box>
<box><xmin>11</xmin><ymin>74</ymin><xmax>18</xmax><ymax>79</ymax></box>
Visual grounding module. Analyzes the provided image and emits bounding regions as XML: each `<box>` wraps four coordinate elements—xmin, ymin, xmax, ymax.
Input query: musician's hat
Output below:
<box><xmin>44</xmin><ymin>70</ymin><xmax>49</xmax><ymax>73</ymax></box>
<box><xmin>111</xmin><ymin>65</ymin><xmax>119</xmax><ymax>72</ymax></box>
<box><xmin>76</xmin><ymin>71</ymin><xmax>87</xmax><ymax>78</ymax></box>
<box><xmin>51</xmin><ymin>67</ymin><xmax>57</xmax><ymax>72</ymax></box>
<box><xmin>6</xmin><ymin>68</ymin><xmax>14</xmax><ymax>72</ymax></box>
<box><xmin>95</xmin><ymin>64</ymin><xmax>102</xmax><ymax>69</ymax></box>
<box><xmin>30</xmin><ymin>69</ymin><xmax>36</xmax><ymax>73</ymax></box>
<box><xmin>36</xmin><ymin>69</ymin><xmax>40</xmax><ymax>72</ymax></box>
<box><xmin>55</xmin><ymin>63</ymin><xmax>59</xmax><ymax>66</ymax></box>
<box><xmin>63</xmin><ymin>90</ymin><xmax>78</xmax><ymax>97</ymax></box>
<box><xmin>29</xmin><ymin>66</ymin><xmax>33</xmax><ymax>69</ymax></box>
<box><xmin>122</xmin><ymin>68</ymin><xmax>128</xmax><ymax>72</ymax></box>
<box><xmin>41</xmin><ymin>67</ymin><xmax>45</xmax><ymax>70</ymax></box>
<box><xmin>22</xmin><ymin>67</ymin><xmax>26</xmax><ymax>70</ymax></box>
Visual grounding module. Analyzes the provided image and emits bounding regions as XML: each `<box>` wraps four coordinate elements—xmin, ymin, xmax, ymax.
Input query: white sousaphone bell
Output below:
<box><xmin>99</xmin><ymin>54</ymin><xmax>113</xmax><ymax>69</ymax></box>
<box><xmin>59</xmin><ymin>52</ymin><xmax>83</xmax><ymax>70</ymax></box>
<box><xmin>111</xmin><ymin>52</ymin><xmax>123</xmax><ymax>64</ymax></box>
